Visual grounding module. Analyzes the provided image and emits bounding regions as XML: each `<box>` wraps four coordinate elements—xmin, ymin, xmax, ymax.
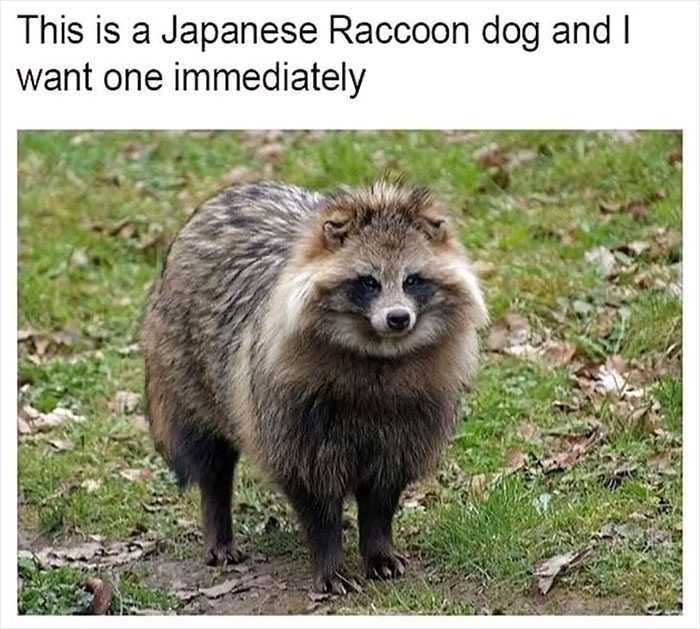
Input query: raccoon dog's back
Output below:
<box><xmin>143</xmin><ymin>181</ymin><xmax>323</xmax><ymax>470</ymax></box>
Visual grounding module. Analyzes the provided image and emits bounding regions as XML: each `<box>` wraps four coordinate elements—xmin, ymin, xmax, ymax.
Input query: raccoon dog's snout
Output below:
<box><xmin>371</xmin><ymin>305</ymin><xmax>416</xmax><ymax>336</ymax></box>
<box><xmin>387</xmin><ymin>309</ymin><xmax>411</xmax><ymax>331</ymax></box>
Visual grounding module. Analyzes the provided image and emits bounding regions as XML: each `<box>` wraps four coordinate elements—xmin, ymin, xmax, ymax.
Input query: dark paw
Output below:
<box><xmin>203</xmin><ymin>542</ymin><xmax>247</xmax><ymax>566</ymax></box>
<box><xmin>364</xmin><ymin>548</ymin><xmax>408</xmax><ymax>580</ymax></box>
<box><xmin>312</xmin><ymin>564</ymin><xmax>363</xmax><ymax>596</ymax></box>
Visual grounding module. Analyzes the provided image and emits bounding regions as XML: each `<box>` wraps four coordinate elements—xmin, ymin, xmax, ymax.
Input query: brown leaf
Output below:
<box><xmin>131</xmin><ymin>414</ymin><xmax>149</xmax><ymax>432</ymax></box>
<box><xmin>606</xmin><ymin>130</ymin><xmax>637</xmax><ymax>144</ymax></box>
<box><xmin>507</xmin><ymin>148</ymin><xmax>538</xmax><ymax>169</ymax></box>
<box><xmin>617</xmin><ymin>241</ymin><xmax>650</xmax><ymax>257</ymax></box>
<box><xmin>599</xmin><ymin>200</ymin><xmax>622</xmax><ymax>214</ymax></box>
<box><xmin>20</xmin><ymin>405</ymin><xmax>86</xmax><ymax>433</ymax></box>
<box><xmin>469</xmin><ymin>472</ymin><xmax>505</xmax><ymax>496</ymax></box>
<box><xmin>538</xmin><ymin>340</ymin><xmax>577</xmax><ymax>367</ymax></box>
<box><xmin>107</xmin><ymin>217</ymin><xmax>137</xmax><ymax>238</ymax></box>
<box><xmin>84</xmin><ymin>577</ymin><xmax>113</xmax><ymax>615</ymax></box>
<box><xmin>64</xmin><ymin>542</ymin><xmax>103</xmax><ymax>561</ymax></box>
<box><xmin>574</xmin><ymin>357</ymin><xmax>645</xmax><ymax>400</ymax></box>
<box><xmin>199</xmin><ymin>576</ymin><xmax>254</xmax><ymax>599</ymax></box>
<box><xmin>307</xmin><ymin>590</ymin><xmax>333</xmax><ymax>603</ymax></box>
<box><xmin>110</xmin><ymin>390</ymin><xmax>141</xmax><ymax>415</ymax></box>
<box><xmin>666</xmin><ymin>148</ymin><xmax>682</xmax><ymax>165</ymax></box>
<box><xmin>80</xmin><ymin>479</ymin><xmax>102</xmax><ymax>493</ymax></box>
<box><xmin>119</xmin><ymin>468</ymin><xmax>152</xmax><ymax>482</ymax></box>
<box><xmin>17</xmin><ymin>415</ymin><xmax>32</xmax><ymax>435</ymax></box>
<box><xmin>18</xmin><ymin>329</ymin><xmax>39</xmax><ymax>342</ymax></box>
<box><xmin>504</xmin><ymin>447</ymin><xmax>525</xmax><ymax>472</ymax></box>
<box><xmin>542</xmin><ymin>422</ymin><xmax>605</xmax><ymax>472</ymax></box>
<box><xmin>517</xmin><ymin>421</ymin><xmax>540</xmax><ymax>442</ymax></box>
<box><xmin>119</xmin><ymin>467</ymin><xmax>153</xmax><ymax>481</ymax></box>
<box><xmin>584</xmin><ymin>247</ymin><xmax>617</xmax><ymax>277</ymax></box>
<box><xmin>136</xmin><ymin>223</ymin><xmax>167</xmax><ymax>252</ymax></box>
<box><xmin>174</xmin><ymin>589</ymin><xmax>199</xmax><ymax>602</ymax></box>
<box><xmin>48</xmin><ymin>437</ymin><xmax>74</xmax><ymax>452</ymax></box>
<box><xmin>487</xmin><ymin>312</ymin><xmax>530</xmax><ymax>351</ymax></box>
<box><xmin>34</xmin><ymin>537</ymin><xmax>160</xmax><ymax>569</ymax></box>
<box><xmin>473</xmin><ymin>142</ymin><xmax>506</xmax><ymax>168</ymax></box>
<box><xmin>255</xmin><ymin>143</ymin><xmax>285</xmax><ymax>162</ymax></box>
<box><xmin>533</xmin><ymin>548</ymin><xmax>592</xmax><ymax>594</ymax></box>
<box><xmin>225</xmin><ymin>166</ymin><xmax>259</xmax><ymax>186</ymax></box>
<box><xmin>626</xmin><ymin>197</ymin><xmax>649</xmax><ymax>221</ymax></box>
<box><xmin>648</xmin><ymin>451</ymin><xmax>676</xmax><ymax>476</ymax></box>
<box><xmin>241</xmin><ymin>130</ymin><xmax>283</xmax><ymax>148</ymax></box>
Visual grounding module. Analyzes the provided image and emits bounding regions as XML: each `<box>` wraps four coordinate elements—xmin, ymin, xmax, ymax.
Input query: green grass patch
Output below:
<box><xmin>17</xmin><ymin>130</ymin><xmax>682</xmax><ymax>615</ymax></box>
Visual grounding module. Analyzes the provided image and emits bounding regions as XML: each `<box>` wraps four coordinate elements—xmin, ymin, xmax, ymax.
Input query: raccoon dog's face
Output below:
<box><xmin>284</xmin><ymin>182</ymin><xmax>488</xmax><ymax>359</ymax></box>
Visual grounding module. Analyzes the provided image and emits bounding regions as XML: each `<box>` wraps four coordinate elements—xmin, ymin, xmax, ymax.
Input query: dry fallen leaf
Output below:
<box><xmin>241</xmin><ymin>129</ymin><xmax>283</xmax><ymax>148</ymax></box>
<box><xmin>538</xmin><ymin>340</ymin><xmax>577</xmax><ymax>367</ymax></box>
<box><xmin>48</xmin><ymin>438</ymin><xmax>74</xmax><ymax>452</ymax></box>
<box><xmin>618</xmin><ymin>241</ymin><xmax>650</xmax><ymax>257</ymax></box>
<box><xmin>31</xmin><ymin>537</ymin><xmax>160</xmax><ymax>569</ymax></box>
<box><xmin>517</xmin><ymin>421</ymin><xmax>540</xmax><ymax>442</ymax></box>
<box><xmin>573</xmin><ymin>356</ymin><xmax>646</xmax><ymax>401</ymax></box>
<box><xmin>199</xmin><ymin>576</ymin><xmax>255</xmax><ymax>599</ymax></box>
<box><xmin>80</xmin><ymin>479</ymin><xmax>102</xmax><ymax>493</ymax></box>
<box><xmin>255</xmin><ymin>143</ymin><xmax>285</xmax><ymax>162</ymax></box>
<box><xmin>648</xmin><ymin>451</ymin><xmax>676</xmax><ymax>476</ymax></box>
<box><xmin>84</xmin><ymin>577</ymin><xmax>113</xmax><ymax>615</ymax></box>
<box><xmin>599</xmin><ymin>200</ymin><xmax>622</xmax><ymax>214</ymax></box>
<box><xmin>504</xmin><ymin>447</ymin><xmax>526</xmax><ymax>472</ymax></box>
<box><xmin>533</xmin><ymin>548</ymin><xmax>592</xmax><ymax>594</ymax></box>
<box><xmin>626</xmin><ymin>197</ymin><xmax>650</xmax><ymax>221</ymax></box>
<box><xmin>64</xmin><ymin>542</ymin><xmax>104</xmax><ymax>561</ymax></box>
<box><xmin>225</xmin><ymin>166</ymin><xmax>259</xmax><ymax>186</ymax></box>
<box><xmin>119</xmin><ymin>468</ymin><xmax>153</xmax><ymax>482</ymax></box>
<box><xmin>542</xmin><ymin>422</ymin><xmax>605</xmax><ymax>473</ymax></box>
<box><xmin>110</xmin><ymin>390</ymin><xmax>141</xmax><ymax>415</ymax></box>
<box><xmin>19</xmin><ymin>405</ymin><xmax>86</xmax><ymax>435</ymax></box>
<box><xmin>507</xmin><ymin>148</ymin><xmax>538</xmax><ymax>169</ymax></box>
<box><xmin>17</xmin><ymin>415</ymin><xmax>32</xmax><ymax>435</ymax></box>
<box><xmin>487</xmin><ymin>312</ymin><xmax>530</xmax><ymax>351</ymax></box>
<box><xmin>667</xmin><ymin>148</ymin><xmax>682</xmax><ymax>166</ymax></box>
<box><xmin>606</xmin><ymin>130</ymin><xmax>637</xmax><ymax>144</ymax></box>
<box><xmin>130</xmin><ymin>414</ymin><xmax>149</xmax><ymax>432</ymax></box>
<box><xmin>174</xmin><ymin>589</ymin><xmax>199</xmax><ymax>602</ymax></box>
<box><xmin>136</xmin><ymin>223</ymin><xmax>167</xmax><ymax>252</ymax></box>
<box><xmin>108</xmin><ymin>217</ymin><xmax>137</xmax><ymax>238</ymax></box>
<box><xmin>473</xmin><ymin>142</ymin><xmax>506</xmax><ymax>168</ymax></box>
<box><xmin>468</xmin><ymin>472</ymin><xmax>505</xmax><ymax>496</ymax></box>
<box><xmin>584</xmin><ymin>246</ymin><xmax>617</xmax><ymax>277</ymax></box>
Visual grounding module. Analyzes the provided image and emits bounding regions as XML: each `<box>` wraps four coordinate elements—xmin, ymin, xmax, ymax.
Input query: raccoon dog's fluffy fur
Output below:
<box><xmin>141</xmin><ymin>179</ymin><xmax>488</xmax><ymax>594</ymax></box>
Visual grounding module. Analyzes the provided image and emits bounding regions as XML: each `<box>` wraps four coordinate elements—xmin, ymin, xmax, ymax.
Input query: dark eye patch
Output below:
<box><xmin>403</xmin><ymin>273</ymin><xmax>436</xmax><ymax>306</ymax></box>
<box><xmin>345</xmin><ymin>275</ymin><xmax>381</xmax><ymax>308</ymax></box>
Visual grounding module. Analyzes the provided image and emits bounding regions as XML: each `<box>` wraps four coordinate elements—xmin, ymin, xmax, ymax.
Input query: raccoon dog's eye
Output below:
<box><xmin>359</xmin><ymin>275</ymin><xmax>381</xmax><ymax>290</ymax></box>
<box><xmin>403</xmin><ymin>274</ymin><xmax>423</xmax><ymax>288</ymax></box>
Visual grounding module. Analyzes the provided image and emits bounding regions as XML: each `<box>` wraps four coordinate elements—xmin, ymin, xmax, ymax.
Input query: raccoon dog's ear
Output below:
<box><xmin>415</xmin><ymin>206</ymin><xmax>450</xmax><ymax>243</ymax></box>
<box><xmin>323</xmin><ymin>218</ymin><xmax>352</xmax><ymax>249</ymax></box>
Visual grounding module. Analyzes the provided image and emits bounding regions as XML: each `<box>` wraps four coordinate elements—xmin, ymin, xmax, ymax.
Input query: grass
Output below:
<box><xmin>17</xmin><ymin>130</ymin><xmax>682</xmax><ymax>615</ymax></box>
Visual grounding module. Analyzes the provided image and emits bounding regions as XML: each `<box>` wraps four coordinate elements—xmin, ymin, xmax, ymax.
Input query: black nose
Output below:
<box><xmin>386</xmin><ymin>309</ymin><xmax>410</xmax><ymax>331</ymax></box>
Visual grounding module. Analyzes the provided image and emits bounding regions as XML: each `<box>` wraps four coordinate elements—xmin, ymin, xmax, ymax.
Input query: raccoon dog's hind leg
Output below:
<box><xmin>170</xmin><ymin>420</ymin><xmax>246</xmax><ymax>565</ymax></box>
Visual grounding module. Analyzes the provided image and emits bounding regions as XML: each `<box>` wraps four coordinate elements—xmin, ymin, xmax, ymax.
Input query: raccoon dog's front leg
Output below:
<box><xmin>356</xmin><ymin>483</ymin><xmax>408</xmax><ymax>579</ymax></box>
<box><xmin>284</xmin><ymin>480</ymin><xmax>362</xmax><ymax>595</ymax></box>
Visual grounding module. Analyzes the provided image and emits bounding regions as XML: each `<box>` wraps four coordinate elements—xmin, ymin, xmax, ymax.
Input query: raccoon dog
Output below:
<box><xmin>141</xmin><ymin>179</ymin><xmax>488</xmax><ymax>594</ymax></box>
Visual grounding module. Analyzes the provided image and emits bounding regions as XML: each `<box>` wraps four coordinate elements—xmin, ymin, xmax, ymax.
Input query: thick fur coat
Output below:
<box><xmin>141</xmin><ymin>180</ymin><xmax>487</xmax><ymax>593</ymax></box>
